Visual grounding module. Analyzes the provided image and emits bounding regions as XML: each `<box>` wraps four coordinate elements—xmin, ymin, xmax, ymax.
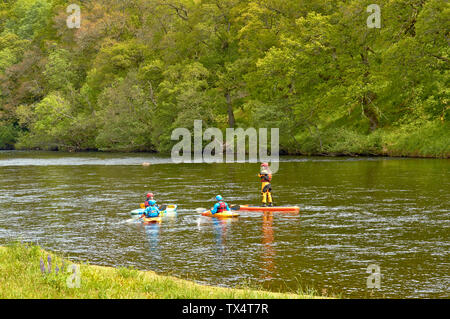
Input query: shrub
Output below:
<box><xmin>0</xmin><ymin>124</ymin><xmax>19</xmax><ymax>149</ymax></box>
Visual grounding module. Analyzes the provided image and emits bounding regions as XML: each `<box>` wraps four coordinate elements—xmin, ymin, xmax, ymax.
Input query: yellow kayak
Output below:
<box><xmin>142</xmin><ymin>216</ymin><xmax>162</xmax><ymax>224</ymax></box>
<box><xmin>201</xmin><ymin>210</ymin><xmax>239</xmax><ymax>218</ymax></box>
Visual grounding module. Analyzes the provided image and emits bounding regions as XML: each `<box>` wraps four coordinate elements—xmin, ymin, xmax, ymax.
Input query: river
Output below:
<box><xmin>0</xmin><ymin>151</ymin><xmax>448</xmax><ymax>298</ymax></box>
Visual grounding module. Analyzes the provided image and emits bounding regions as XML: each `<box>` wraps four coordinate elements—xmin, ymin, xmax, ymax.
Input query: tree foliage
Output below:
<box><xmin>0</xmin><ymin>0</ymin><xmax>448</xmax><ymax>157</ymax></box>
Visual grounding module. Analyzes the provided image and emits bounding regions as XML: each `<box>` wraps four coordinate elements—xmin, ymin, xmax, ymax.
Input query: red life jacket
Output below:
<box><xmin>217</xmin><ymin>201</ymin><xmax>227</xmax><ymax>213</ymax></box>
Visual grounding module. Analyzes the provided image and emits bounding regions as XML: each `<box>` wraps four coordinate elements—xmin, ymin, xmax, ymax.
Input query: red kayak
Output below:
<box><xmin>233</xmin><ymin>205</ymin><xmax>300</xmax><ymax>213</ymax></box>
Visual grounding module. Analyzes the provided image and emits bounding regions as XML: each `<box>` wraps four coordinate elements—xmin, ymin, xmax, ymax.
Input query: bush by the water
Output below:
<box><xmin>290</xmin><ymin>121</ymin><xmax>449</xmax><ymax>158</ymax></box>
<box><xmin>0</xmin><ymin>124</ymin><xmax>19</xmax><ymax>150</ymax></box>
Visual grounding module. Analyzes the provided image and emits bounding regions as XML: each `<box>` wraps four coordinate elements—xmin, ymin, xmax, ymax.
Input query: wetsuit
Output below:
<box><xmin>258</xmin><ymin>173</ymin><xmax>273</xmax><ymax>205</ymax></box>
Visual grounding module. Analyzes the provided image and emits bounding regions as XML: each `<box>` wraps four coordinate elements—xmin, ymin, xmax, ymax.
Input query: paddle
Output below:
<box><xmin>196</xmin><ymin>208</ymin><xmax>207</xmax><ymax>214</ymax></box>
<box><xmin>230</xmin><ymin>204</ymin><xmax>275</xmax><ymax>210</ymax></box>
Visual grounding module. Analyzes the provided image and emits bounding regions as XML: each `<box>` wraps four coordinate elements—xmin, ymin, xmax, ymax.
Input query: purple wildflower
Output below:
<box><xmin>55</xmin><ymin>265</ymin><xmax>59</xmax><ymax>274</ymax></box>
<box><xmin>40</xmin><ymin>258</ymin><xmax>46</xmax><ymax>274</ymax></box>
<box><xmin>47</xmin><ymin>255</ymin><xmax>52</xmax><ymax>273</ymax></box>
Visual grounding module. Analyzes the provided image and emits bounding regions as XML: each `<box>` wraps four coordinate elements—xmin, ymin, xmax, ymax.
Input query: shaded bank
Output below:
<box><xmin>3</xmin><ymin>121</ymin><xmax>449</xmax><ymax>158</ymax></box>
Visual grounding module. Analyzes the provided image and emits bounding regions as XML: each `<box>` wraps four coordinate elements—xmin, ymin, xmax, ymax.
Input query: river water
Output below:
<box><xmin>0</xmin><ymin>151</ymin><xmax>448</xmax><ymax>298</ymax></box>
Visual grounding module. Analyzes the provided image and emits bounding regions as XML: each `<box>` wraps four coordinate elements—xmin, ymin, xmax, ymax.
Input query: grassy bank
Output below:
<box><xmin>0</xmin><ymin>243</ymin><xmax>323</xmax><ymax>299</ymax></box>
<box><xmin>287</xmin><ymin>122</ymin><xmax>450</xmax><ymax>158</ymax></box>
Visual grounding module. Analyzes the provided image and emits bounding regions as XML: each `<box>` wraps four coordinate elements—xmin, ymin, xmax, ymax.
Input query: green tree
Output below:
<box><xmin>43</xmin><ymin>48</ymin><xmax>77</xmax><ymax>92</ymax></box>
<box><xmin>4</xmin><ymin>0</ymin><xmax>53</xmax><ymax>40</ymax></box>
<box><xmin>95</xmin><ymin>71</ymin><xmax>154</xmax><ymax>151</ymax></box>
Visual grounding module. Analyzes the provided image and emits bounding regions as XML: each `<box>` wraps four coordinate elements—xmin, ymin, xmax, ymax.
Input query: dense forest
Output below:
<box><xmin>0</xmin><ymin>0</ymin><xmax>448</xmax><ymax>157</ymax></box>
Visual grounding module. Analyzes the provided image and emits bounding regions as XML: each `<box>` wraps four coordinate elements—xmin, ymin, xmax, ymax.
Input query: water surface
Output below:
<box><xmin>0</xmin><ymin>151</ymin><xmax>448</xmax><ymax>298</ymax></box>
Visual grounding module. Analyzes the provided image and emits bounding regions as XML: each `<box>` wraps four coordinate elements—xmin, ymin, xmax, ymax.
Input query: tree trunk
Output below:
<box><xmin>362</xmin><ymin>93</ymin><xmax>379</xmax><ymax>131</ymax></box>
<box><xmin>361</xmin><ymin>48</ymin><xmax>378</xmax><ymax>132</ymax></box>
<box><xmin>226</xmin><ymin>92</ymin><xmax>235</xmax><ymax>128</ymax></box>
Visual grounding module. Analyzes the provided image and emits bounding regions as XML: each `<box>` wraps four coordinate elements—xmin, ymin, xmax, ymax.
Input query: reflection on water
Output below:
<box><xmin>262</xmin><ymin>212</ymin><xmax>275</xmax><ymax>281</ymax></box>
<box><xmin>143</xmin><ymin>223</ymin><xmax>161</xmax><ymax>261</ymax></box>
<box><xmin>211</xmin><ymin>217</ymin><xmax>241</xmax><ymax>271</ymax></box>
<box><xmin>212</xmin><ymin>218</ymin><xmax>229</xmax><ymax>255</ymax></box>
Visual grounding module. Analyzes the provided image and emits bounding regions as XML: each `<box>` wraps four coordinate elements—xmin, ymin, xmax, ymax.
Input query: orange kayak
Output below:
<box><xmin>201</xmin><ymin>210</ymin><xmax>240</xmax><ymax>218</ymax></box>
<box><xmin>235</xmin><ymin>205</ymin><xmax>300</xmax><ymax>213</ymax></box>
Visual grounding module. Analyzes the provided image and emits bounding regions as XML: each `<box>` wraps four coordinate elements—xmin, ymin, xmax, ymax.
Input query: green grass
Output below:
<box><xmin>0</xmin><ymin>243</ymin><xmax>326</xmax><ymax>299</ymax></box>
<box><xmin>382</xmin><ymin>121</ymin><xmax>450</xmax><ymax>158</ymax></box>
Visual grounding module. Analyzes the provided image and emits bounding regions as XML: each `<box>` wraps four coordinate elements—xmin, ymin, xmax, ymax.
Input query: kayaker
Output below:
<box><xmin>210</xmin><ymin>195</ymin><xmax>231</xmax><ymax>215</ymax></box>
<box><xmin>141</xmin><ymin>200</ymin><xmax>160</xmax><ymax>218</ymax></box>
<box><xmin>258</xmin><ymin>163</ymin><xmax>273</xmax><ymax>207</ymax></box>
<box><xmin>144</xmin><ymin>193</ymin><xmax>155</xmax><ymax>208</ymax></box>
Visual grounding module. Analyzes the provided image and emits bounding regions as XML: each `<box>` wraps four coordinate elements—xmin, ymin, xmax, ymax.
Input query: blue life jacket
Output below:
<box><xmin>144</xmin><ymin>205</ymin><xmax>160</xmax><ymax>218</ymax></box>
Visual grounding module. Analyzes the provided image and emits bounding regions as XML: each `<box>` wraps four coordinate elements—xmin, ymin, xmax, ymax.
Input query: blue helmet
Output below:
<box><xmin>149</xmin><ymin>200</ymin><xmax>156</xmax><ymax>206</ymax></box>
<box><xmin>216</xmin><ymin>195</ymin><xmax>223</xmax><ymax>201</ymax></box>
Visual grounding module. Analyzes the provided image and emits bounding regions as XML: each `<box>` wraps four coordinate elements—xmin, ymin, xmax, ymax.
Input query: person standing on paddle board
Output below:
<box><xmin>210</xmin><ymin>195</ymin><xmax>231</xmax><ymax>215</ymax></box>
<box><xmin>141</xmin><ymin>200</ymin><xmax>160</xmax><ymax>218</ymax></box>
<box><xmin>259</xmin><ymin>163</ymin><xmax>273</xmax><ymax>207</ymax></box>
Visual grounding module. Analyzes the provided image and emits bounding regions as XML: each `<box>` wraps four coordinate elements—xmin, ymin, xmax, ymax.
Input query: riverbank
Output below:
<box><xmin>2</xmin><ymin>120</ymin><xmax>449</xmax><ymax>158</ymax></box>
<box><xmin>2</xmin><ymin>144</ymin><xmax>449</xmax><ymax>159</ymax></box>
<box><xmin>287</xmin><ymin>122</ymin><xmax>450</xmax><ymax>159</ymax></box>
<box><xmin>0</xmin><ymin>243</ymin><xmax>324</xmax><ymax>299</ymax></box>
